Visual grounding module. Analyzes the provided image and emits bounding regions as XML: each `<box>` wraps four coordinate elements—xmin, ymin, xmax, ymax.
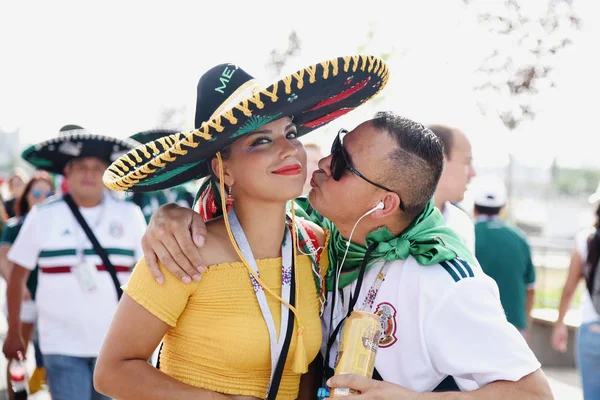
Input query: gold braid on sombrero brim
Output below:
<box><xmin>103</xmin><ymin>55</ymin><xmax>390</xmax><ymax>192</ymax></box>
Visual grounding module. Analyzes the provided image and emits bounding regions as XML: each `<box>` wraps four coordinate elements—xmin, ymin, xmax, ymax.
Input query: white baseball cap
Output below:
<box><xmin>472</xmin><ymin>176</ymin><xmax>508</xmax><ymax>208</ymax></box>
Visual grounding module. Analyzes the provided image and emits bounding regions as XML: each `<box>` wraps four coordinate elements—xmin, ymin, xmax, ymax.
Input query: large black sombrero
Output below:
<box><xmin>104</xmin><ymin>54</ymin><xmax>389</xmax><ymax>192</ymax></box>
<box><xmin>22</xmin><ymin>125</ymin><xmax>139</xmax><ymax>175</ymax></box>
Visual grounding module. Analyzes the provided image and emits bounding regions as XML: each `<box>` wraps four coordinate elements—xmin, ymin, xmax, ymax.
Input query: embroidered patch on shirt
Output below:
<box><xmin>375</xmin><ymin>302</ymin><xmax>397</xmax><ymax>348</ymax></box>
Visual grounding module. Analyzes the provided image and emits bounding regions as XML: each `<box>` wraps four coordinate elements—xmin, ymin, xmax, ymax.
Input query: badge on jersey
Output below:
<box><xmin>73</xmin><ymin>260</ymin><xmax>98</xmax><ymax>293</ymax></box>
<box><xmin>109</xmin><ymin>221</ymin><xmax>124</xmax><ymax>238</ymax></box>
<box><xmin>375</xmin><ymin>302</ymin><xmax>397</xmax><ymax>348</ymax></box>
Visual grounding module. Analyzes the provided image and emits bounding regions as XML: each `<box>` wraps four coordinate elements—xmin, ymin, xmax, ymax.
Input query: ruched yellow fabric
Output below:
<box><xmin>124</xmin><ymin>239</ymin><xmax>329</xmax><ymax>399</ymax></box>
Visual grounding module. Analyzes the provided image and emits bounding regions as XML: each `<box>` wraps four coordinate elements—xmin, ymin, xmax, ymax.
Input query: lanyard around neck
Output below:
<box><xmin>228</xmin><ymin>209</ymin><xmax>293</xmax><ymax>397</ymax></box>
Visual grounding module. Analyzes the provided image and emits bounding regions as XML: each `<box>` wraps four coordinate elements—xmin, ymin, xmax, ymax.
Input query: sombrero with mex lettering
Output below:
<box><xmin>22</xmin><ymin>125</ymin><xmax>139</xmax><ymax>175</ymax></box>
<box><xmin>103</xmin><ymin>54</ymin><xmax>390</xmax><ymax>192</ymax></box>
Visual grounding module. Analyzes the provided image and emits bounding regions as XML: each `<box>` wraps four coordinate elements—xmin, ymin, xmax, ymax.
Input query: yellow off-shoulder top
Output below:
<box><xmin>124</xmin><ymin>233</ymin><xmax>329</xmax><ymax>399</ymax></box>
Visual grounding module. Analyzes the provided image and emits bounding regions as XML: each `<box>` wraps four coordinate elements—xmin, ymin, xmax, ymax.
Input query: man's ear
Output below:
<box><xmin>371</xmin><ymin>192</ymin><xmax>402</xmax><ymax>219</ymax></box>
<box><xmin>210</xmin><ymin>157</ymin><xmax>234</xmax><ymax>187</ymax></box>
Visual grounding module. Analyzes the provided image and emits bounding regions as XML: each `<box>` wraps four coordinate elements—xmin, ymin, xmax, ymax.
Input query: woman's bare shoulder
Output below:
<box><xmin>199</xmin><ymin>218</ymin><xmax>241</xmax><ymax>267</ymax></box>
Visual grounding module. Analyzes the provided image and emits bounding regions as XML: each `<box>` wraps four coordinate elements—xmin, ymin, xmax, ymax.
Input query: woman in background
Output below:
<box><xmin>552</xmin><ymin>197</ymin><xmax>600</xmax><ymax>400</ymax></box>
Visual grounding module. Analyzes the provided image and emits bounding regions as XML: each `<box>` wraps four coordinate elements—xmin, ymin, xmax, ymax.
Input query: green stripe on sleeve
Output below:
<box><xmin>457</xmin><ymin>258</ymin><xmax>474</xmax><ymax>277</ymax></box>
<box><xmin>440</xmin><ymin>261</ymin><xmax>460</xmax><ymax>282</ymax></box>
<box><xmin>449</xmin><ymin>259</ymin><xmax>467</xmax><ymax>279</ymax></box>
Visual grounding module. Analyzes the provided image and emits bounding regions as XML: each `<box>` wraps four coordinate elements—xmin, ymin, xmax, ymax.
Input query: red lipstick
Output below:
<box><xmin>272</xmin><ymin>164</ymin><xmax>302</xmax><ymax>175</ymax></box>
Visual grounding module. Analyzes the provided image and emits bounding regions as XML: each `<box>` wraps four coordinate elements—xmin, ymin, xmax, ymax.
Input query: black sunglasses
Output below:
<box><xmin>330</xmin><ymin>129</ymin><xmax>406</xmax><ymax>212</ymax></box>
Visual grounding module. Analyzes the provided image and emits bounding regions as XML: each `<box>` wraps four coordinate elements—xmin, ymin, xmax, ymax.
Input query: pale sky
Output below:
<box><xmin>1</xmin><ymin>0</ymin><xmax>598</xmax><ymax>169</ymax></box>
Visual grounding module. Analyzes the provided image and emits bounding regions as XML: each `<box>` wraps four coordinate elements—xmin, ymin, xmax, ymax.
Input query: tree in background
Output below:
<box><xmin>464</xmin><ymin>0</ymin><xmax>580</xmax><ymax>213</ymax></box>
<box><xmin>554</xmin><ymin>167</ymin><xmax>600</xmax><ymax>196</ymax></box>
<box><xmin>266</xmin><ymin>31</ymin><xmax>302</xmax><ymax>77</ymax></box>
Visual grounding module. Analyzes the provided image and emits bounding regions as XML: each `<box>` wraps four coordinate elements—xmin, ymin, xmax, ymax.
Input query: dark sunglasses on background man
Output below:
<box><xmin>330</xmin><ymin>128</ymin><xmax>406</xmax><ymax>212</ymax></box>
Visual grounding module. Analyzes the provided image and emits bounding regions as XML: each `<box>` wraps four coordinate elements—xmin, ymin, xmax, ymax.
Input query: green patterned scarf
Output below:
<box><xmin>294</xmin><ymin>197</ymin><xmax>476</xmax><ymax>290</ymax></box>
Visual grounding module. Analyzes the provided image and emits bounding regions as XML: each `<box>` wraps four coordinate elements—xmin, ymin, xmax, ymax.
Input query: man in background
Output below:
<box><xmin>428</xmin><ymin>124</ymin><xmax>477</xmax><ymax>253</ymax></box>
<box><xmin>3</xmin><ymin>126</ymin><xmax>146</xmax><ymax>400</ymax></box>
<box><xmin>472</xmin><ymin>175</ymin><xmax>536</xmax><ymax>338</ymax></box>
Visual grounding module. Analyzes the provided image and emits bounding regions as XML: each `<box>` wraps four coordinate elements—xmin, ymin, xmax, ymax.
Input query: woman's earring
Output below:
<box><xmin>226</xmin><ymin>185</ymin><xmax>234</xmax><ymax>211</ymax></box>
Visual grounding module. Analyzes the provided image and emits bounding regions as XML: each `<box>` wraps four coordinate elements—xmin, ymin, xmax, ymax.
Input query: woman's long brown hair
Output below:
<box><xmin>14</xmin><ymin>171</ymin><xmax>55</xmax><ymax>217</ymax></box>
<box><xmin>585</xmin><ymin>203</ymin><xmax>600</xmax><ymax>294</ymax></box>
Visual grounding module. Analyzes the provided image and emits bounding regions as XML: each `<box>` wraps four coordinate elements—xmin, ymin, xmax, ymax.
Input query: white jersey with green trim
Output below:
<box><xmin>8</xmin><ymin>193</ymin><xmax>146</xmax><ymax>357</ymax></box>
<box><xmin>321</xmin><ymin>256</ymin><xmax>540</xmax><ymax>392</ymax></box>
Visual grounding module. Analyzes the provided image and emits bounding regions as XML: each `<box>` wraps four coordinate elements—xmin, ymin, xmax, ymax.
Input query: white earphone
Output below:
<box><xmin>333</xmin><ymin>200</ymin><xmax>386</xmax><ymax>323</ymax></box>
<box><xmin>359</xmin><ymin>201</ymin><xmax>385</xmax><ymax>221</ymax></box>
<box><xmin>364</xmin><ymin>201</ymin><xmax>384</xmax><ymax>216</ymax></box>
<box><xmin>348</xmin><ymin>201</ymin><xmax>384</xmax><ymax>246</ymax></box>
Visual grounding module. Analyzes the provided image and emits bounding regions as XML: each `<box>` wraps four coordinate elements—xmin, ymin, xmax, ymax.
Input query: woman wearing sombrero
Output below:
<box><xmin>95</xmin><ymin>55</ymin><xmax>389</xmax><ymax>399</ymax></box>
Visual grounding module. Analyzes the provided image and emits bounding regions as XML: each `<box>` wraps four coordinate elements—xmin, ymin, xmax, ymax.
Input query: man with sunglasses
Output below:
<box><xmin>138</xmin><ymin>111</ymin><xmax>551</xmax><ymax>398</ymax></box>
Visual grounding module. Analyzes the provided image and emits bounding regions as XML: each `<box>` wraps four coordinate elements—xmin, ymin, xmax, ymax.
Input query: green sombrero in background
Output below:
<box><xmin>22</xmin><ymin>125</ymin><xmax>139</xmax><ymax>175</ymax></box>
<box><xmin>104</xmin><ymin>54</ymin><xmax>390</xmax><ymax>192</ymax></box>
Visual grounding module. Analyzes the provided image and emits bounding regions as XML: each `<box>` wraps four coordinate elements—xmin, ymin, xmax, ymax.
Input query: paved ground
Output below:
<box><xmin>545</xmin><ymin>367</ymin><xmax>583</xmax><ymax>399</ymax></box>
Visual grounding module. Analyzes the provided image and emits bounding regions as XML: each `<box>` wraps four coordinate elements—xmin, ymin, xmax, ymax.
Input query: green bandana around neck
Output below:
<box><xmin>293</xmin><ymin>197</ymin><xmax>476</xmax><ymax>291</ymax></box>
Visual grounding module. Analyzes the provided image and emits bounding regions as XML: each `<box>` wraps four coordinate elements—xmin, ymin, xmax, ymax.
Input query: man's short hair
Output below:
<box><xmin>427</xmin><ymin>124</ymin><xmax>459</xmax><ymax>160</ymax></box>
<box><xmin>373</xmin><ymin>111</ymin><xmax>444</xmax><ymax>217</ymax></box>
